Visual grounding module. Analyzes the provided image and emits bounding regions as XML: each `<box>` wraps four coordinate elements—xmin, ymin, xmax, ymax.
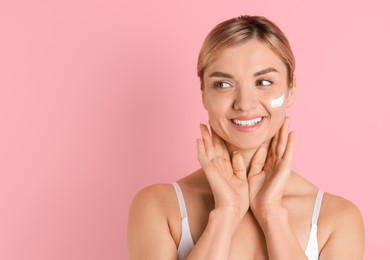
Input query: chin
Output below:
<box><xmin>226</xmin><ymin>137</ymin><xmax>267</xmax><ymax>152</ymax></box>
<box><xmin>212</xmin><ymin>123</ymin><xmax>272</xmax><ymax>151</ymax></box>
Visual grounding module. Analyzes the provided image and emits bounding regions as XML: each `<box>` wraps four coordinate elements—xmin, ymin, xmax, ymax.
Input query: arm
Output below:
<box><xmin>253</xmin><ymin>207</ymin><xmax>308</xmax><ymax>259</ymax></box>
<box><xmin>128</xmin><ymin>124</ymin><xmax>249</xmax><ymax>260</ymax></box>
<box><xmin>187</xmin><ymin>124</ymin><xmax>249</xmax><ymax>259</ymax></box>
<box><xmin>127</xmin><ymin>185</ymin><xmax>177</xmax><ymax>260</ymax></box>
<box><xmin>248</xmin><ymin>118</ymin><xmax>365</xmax><ymax>259</ymax></box>
<box><xmin>248</xmin><ymin>118</ymin><xmax>307</xmax><ymax>259</ymax></box>
<box><xmin>187</xmin><ymin>208</ymin><xmax>242</xmax><ymax>259</ymax></box>
<box><xmin>128</xmin><ymin>189</ymin><xmax>243</xmax><ymax>260</ymax></box>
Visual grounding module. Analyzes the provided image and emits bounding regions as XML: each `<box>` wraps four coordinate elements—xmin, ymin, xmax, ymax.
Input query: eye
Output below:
<box><xmin>213</xmin><ymin>81</ymin><xmax>232</xmax><ymax>89</ymax></box>
<box><xmin>256</xmin><ymin>79</ymin><xmax>272</xmax><ymax>87</ymax></box>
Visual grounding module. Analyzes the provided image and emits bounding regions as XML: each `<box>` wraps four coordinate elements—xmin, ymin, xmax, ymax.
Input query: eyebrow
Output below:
<box><xmin>254</xmin><ymin>67</ymin><xmax>279</xmax><ymax>76</ymax></box>
<box><xmin>209</xmin><ymin>67</ymin><xmax>279</xmax><ymax>78</ymax></box>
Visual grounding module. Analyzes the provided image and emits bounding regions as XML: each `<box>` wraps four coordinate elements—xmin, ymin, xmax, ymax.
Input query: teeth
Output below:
<box><xmin>232</xmin><ymin>117</ymin><xmax>263</xmax><ymax>126</ymax></box>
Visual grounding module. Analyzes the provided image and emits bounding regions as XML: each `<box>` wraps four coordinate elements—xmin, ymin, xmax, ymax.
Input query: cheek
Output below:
<box><xmin>207</xmin><ymin>104</ymin><xmax>226</xmax><ymax>120</ymax></box>
<box><xmin>205</xmin><ymin>96</ymin><xmax>230</xmax><ymax>115</ymax></box>
<box><xmin>269</xmin><ymin>94</ymin><xmax>285</xmax><ymax>108</ymax></box>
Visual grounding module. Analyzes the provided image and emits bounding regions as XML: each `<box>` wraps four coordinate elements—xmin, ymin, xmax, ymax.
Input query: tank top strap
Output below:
<box><xmin>304</xmin><ymin>190</ymin><xmax>324</xmax><ymax>260</ymax></box>
<box><xmin>311</xmin><ymin>190</ymin><xmax>324</xmax><ymax>225</ymax></box>
<box><xmin>172</xmin><ymin>182</ymin><xmax>194</xmax><ymax>259</ymax></box>
<box><xmin>172</xmin><ymin>182</ymin><xmax>188</xmax><ymax>219</ymax></box>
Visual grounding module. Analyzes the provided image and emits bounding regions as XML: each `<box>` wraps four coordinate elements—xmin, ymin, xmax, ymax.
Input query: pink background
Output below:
<box><xmin>1</xmin><ymin>0</ymin><xmax>388</xmax><ymax>259</ymax></box>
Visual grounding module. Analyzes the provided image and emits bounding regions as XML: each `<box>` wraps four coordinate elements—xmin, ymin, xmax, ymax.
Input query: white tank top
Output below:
<box><xmin>172</xmin><ymin>182</ymin><xmax>324</xmax><ymax>260</ymax></box>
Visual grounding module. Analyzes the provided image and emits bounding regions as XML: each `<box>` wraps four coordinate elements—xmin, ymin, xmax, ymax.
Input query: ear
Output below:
<box><xmin>285</xmin><ymin>76</ymin><xmax>296</xmax><ymax>108</ymax></box>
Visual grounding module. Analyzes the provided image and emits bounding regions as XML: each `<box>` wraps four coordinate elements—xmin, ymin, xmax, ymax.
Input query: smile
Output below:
<box><xmin>231</xmin><ymin>117</ymin><xmax>263</xmax><ymax>127</ymax></box>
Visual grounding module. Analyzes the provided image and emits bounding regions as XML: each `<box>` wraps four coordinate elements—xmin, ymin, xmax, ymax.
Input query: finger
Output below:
<box><xmin>248</xmin><ymin>142</ymin><xmax>268</xmax><ymax>177</ymax></box>
<box><xmin>232</xmin><ymin>151</ymin><xmax>247</xmax><ymax>181</ymax></box>
<box><xmin>211</xmin><ymin>128</ymin><xmax>230</xmax><ymax>160</ymax></box>
<box><xmin>210</xmin><ymin>128</ymin><xmax>223</xmax><ymax>157</ymax></box>
<box><xmin>282</xmin><ymin>131</ymin><xmax>295</xmax><ymax>163</ymax></box>
<box><xmin>270</xmin><ymin>127</ymin><xmax>280</xmax><ymax>157</ymax></box>
<box><xmin>276</xmin><ymin>117</ymin><xmax>290</xmax><ymax>159</ymax></box>
<box><xmin>196</xmin><ymin>138</ymin><xmax>209</xmax><ymax>165</ymax></box>
<box><xmin>200</xmin><ymin>124</ymin><xmax>215</xmax><ymax>160</ymax></box>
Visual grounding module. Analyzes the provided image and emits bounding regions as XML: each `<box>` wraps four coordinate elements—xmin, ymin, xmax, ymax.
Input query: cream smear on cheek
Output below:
<box><xmin>270</xmin><ymin>94</ymin><xmax>285</xmax><ymax>108</ymax></box>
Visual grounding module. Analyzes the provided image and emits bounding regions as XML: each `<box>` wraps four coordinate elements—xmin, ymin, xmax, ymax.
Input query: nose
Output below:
<box><xmin>233</xmin><ymin>86</ymin><xmax>258</xmax><ymax>111</ymax></box>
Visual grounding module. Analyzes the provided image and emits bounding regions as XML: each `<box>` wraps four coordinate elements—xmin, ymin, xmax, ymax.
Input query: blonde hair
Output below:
<box><xmin>197</xmin><ymin>15</ymin><xmax>295</xmax><ymax>89</ymax></box>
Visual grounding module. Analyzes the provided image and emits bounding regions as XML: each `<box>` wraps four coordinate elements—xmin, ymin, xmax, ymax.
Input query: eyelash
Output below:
<box><xmin>213</xmin><ymin>81</ymin><xmax>232</xmax><ymax>89</ymax></box>
<box><xmin>256</xmin><ymin>79</ymin><xmax>273</xmax><ymax>87</ymax></box>
<box><xmin>213</xmin><ymin>79</ymin><xmax>273</xmax><ymax>89</ymax></box>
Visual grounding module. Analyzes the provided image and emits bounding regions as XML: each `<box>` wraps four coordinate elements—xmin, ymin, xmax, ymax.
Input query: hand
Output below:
<box><xmin>197</xmin><ymin>124</ymin><xmax>249</xmax><ymax>219</ymax></box>
<box><xmin>248</xmin><ymin>117</ymin><xmax>295</xmax><ymax>219</ymax></box>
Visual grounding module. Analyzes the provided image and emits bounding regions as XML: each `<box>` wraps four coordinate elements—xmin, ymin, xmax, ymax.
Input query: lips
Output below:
<box><xmin>231</xmin><ymin>117</ymin><xmax>263</xmax><ymax>126</ymax></box>
<box><xmin>229</xmin><ymin>115</ymin><xmax>265</xmax><ymax>132</ymax></box>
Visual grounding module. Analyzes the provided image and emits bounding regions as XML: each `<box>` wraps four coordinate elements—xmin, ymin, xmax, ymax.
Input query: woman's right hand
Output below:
<box><xmin>197</xmin><ymin>124</ymin><xmax>249</xmax><ymax>219</ymax></box>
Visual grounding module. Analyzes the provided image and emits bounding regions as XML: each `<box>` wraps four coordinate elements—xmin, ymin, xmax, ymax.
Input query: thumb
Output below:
<box><xmin>232</xmin><ymin>151</ymin><xmax>247</xmax><ymax>181</ymax></box>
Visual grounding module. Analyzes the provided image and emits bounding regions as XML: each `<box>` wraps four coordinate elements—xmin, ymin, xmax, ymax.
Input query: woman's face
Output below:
<box><xmin>202</xmin><ymin>39</ymin><xmax>295</xmax><ymax>151</ymax></box>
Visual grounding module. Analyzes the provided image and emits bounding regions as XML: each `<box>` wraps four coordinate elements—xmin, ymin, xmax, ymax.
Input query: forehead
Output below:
<box><xmin>205</xmin><ymin>39</ymin><xmax>287</xmax><ymax>77</ymax></box>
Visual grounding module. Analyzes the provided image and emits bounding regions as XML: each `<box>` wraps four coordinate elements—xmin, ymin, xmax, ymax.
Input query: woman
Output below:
<box><xmin>127</xmin><ymin>15</ymin><xmax>364</xmax><ymax>259</ymax></box>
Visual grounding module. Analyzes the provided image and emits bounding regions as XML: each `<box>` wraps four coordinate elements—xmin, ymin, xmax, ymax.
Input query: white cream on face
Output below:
<box><xmin>270</xmin><ymin>94</ymin><xmax>285</xmax><ymax>108</ymax></box>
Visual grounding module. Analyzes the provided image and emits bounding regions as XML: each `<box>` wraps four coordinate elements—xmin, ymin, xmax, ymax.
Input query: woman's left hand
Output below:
<box><xmin>247</xmin><ymin>117</ymin><xmax>295</xmax><ymax>220</ymax></box>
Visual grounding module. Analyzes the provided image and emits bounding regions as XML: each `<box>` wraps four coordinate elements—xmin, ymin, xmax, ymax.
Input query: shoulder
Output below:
<box><xmin>287</xmin><ymin>172</ymin><xmax>365</xmax><ymax>257</ymax></box>
<box><xmin>323</xmin><ymin>192</ymin><xmax>361</xmax><ymax>211</ymax></box>
<box><xmin>129</xmin><ymin>183</ymin><xmax>177</xmax><ymax>216</ymax></box>
<box><xmin>288</xmin><ymin>172</ymin><xmax>363</xmax><ymax>224</ymax></box>
<box><xmin>320</xmin><ymin>192</ymin><xmax>364</xmax><ymax>231</ymax></box>
<box><xmin>318</xmin><ymin>192</ymin><xmax>365</xmax><ymax>258</ymax></box>
<box><xmin>128</xmin><ymin>183</ymin><xmax>181</xmax><ymax>235</ymax></box>
<box><xmin>127</xmin><ymin>183</ymin><xmax>180</xmax><ymax>259</ymax></box>
<box><xmin>287</xmin><ymin>172</ymin><xmax>363</xmax><ymax>224</ymax></box>
<box><xmin>131</xmin><ymin>183</ymin><xmax>174</xmax><ymax>201</ymax></box>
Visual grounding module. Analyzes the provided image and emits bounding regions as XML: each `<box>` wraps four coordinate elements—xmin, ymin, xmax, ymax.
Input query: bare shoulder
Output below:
<box><xmin>324</xmin><ymin>192</ymin><xmax>361</xmax><ymax>211</ymax></box>
<box><xmin>127</xmin><ymin>183</ymin><xmax>179</xmax><ymax>259</ymax></box>
<box><xmin>286</xmin><ymin>172</ymin><xmax>364</xmax><ymax>257</ymax></box>
<box><xmin>320</xmin><ymin>192</ymin><xmax>364</xmax><ymax>230</ymax></box>
<box><xmin>318</xmin><ymin>192</ymin><xmax>365</xmax><ymax>258</ymax></box>
<box><xmin>130</xmin><ymin>183</ymin><xmax>175</xmax><ymax>208</ymax></box>
<box><xmin>129</xmin><ymin>183</ymin><xmax>180</xmax><ymax>224</ymax></box>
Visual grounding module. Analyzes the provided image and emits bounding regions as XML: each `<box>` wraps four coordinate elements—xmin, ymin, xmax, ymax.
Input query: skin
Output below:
<box><xmin>127</xmin><ymin>39</ymin><xmax>365</xmax><ymax>259</ymax></box>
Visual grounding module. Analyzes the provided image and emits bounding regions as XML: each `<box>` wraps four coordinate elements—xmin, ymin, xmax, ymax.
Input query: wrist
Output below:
<box><xmin>210</xmin><ymin>207</ymin><xmax>245</xmax><ymax>227</ymax></box>
<box><xmin>252</xmin><ymin>206</ymin><xmax>288</xmax><ymax>231</ymax></box>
